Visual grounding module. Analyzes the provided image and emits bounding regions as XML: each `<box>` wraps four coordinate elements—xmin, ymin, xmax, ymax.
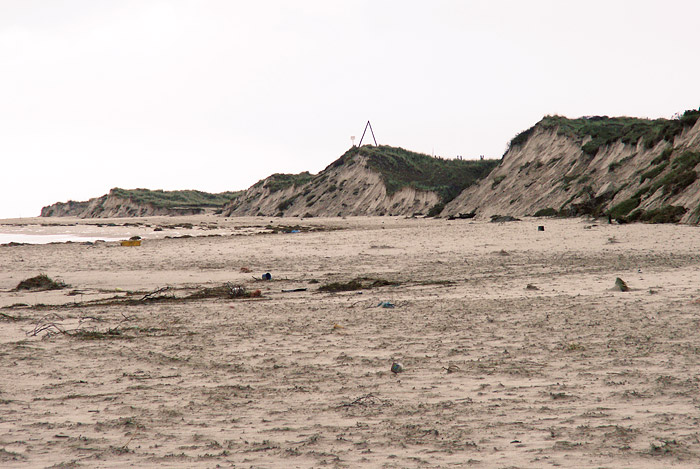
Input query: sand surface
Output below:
<box><xmin>2</xmin><ymin>215</ymin><xmax>700</xmax><ymax>468</ymax></box>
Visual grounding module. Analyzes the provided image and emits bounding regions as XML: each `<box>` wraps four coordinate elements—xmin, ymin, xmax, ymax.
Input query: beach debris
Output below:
<box><xmin>447</xmin><ymin>212</ymin><xmax>476</xmax><ymax>220</ymax></box>
<box><xmin>538</xmin><ymin>225</ymin><xmax>545</xmax><ymax>231</ymax></box>
<box><xmin>141</xmin><ymin>284</ymin><xmax>263</xmax><ymax>302</ymax></box>
<box><xmin>339</xmin><ymin>393</ymin><xmax>387</xmax><ymax>408</ymax></box>
<box><xmin>370</xmin><ymin>279</ymin><xmax>398</xmax><ymax>287</ymax></box>
<box><xmin>27</xmin><ymin>311</ymin><xmax>128</xmax><ymax>340</ymax></box>
<box><xmin>282</xmin><ymin>288</ymin><xmax>307</xmax><ymax>293</ymax></box>
<box><xmin>332</xmin><ymin>323</ymin><xmax>344</xmax><ymax>330</ymax></box>
<box><xmin>14</xmin><ymin>274</ymin><xmax>67</xmax><ymax>292</ymax></box>
<box><xmin>68</xmin><ymin>328</ymin><xmax>126</xmax><ymax>341</ymax></box>
<box><xmin>226</xmin><ymin>283</ymin><xmax>248</xmax><ymax>297</ymax></box>
<box><xmin>262</xmin><ymin>272</ymin><xmax>272</xmax><ymax>281</ymax></box>
<box><xmin>490</xmin><ymin>215</ymin><xmax>520</xmax><ymax>223</ymax></box>
<box><xmin>120</xmin><ymin>239</ymin><xmax>141</xmax><ymax>246</ymax></box>
<box><xmin>140</xmin><ymin>286</ymin><xmax>173</xmax><ymax>301</ymax></box>
<box><xmin>613</xmin><ymin>277</ymin><xmax>629</xmax><ymax>292</ymax></box>
<box><xmin>443</xmin><ymin>364</ymin><xmax>461</xmax><ymax>374</ymax></box>
<box><xmin>129</xmin><ymin>236</ymin><xmax>141</xmax><ymax>241</ymax></box>
<box><xmin>391</xmin><ymin>362</ymin><xmax>404</xmax><ymax>374</ymax></box>
<box><xmin>319</xmin><ymin>277</ymin><xmax>398</xmax><ymax>293</ymax></box>
<box><xmin>29</xmin><ymin>316</ymin><xmax>66</xmax><ymax>337</ymax></box>
<box><xmin>320</xmin><ymin>279</ymin><xmax>363</xmax><ymax>292</ymax></box>
<box><xmin>188</xmin><ymin>283</ymin><xmax>260</xmax><ymax>299</ymax></box>
<box><xmin>264</xmin><ymin>224</ymin><xmax>320</xmax><ymax>234</ymax></box>
<box><xmin>377</xmin><ymin>301</ymin><xmax>395</xmax><ymax>308</ymax></box>
<box><xmin>525</xmin><ymin>284</ymin><xmax>539</xmax><ymax>290</ymax></box>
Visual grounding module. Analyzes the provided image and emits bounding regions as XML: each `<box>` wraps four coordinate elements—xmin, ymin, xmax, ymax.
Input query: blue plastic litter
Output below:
<box><xmin>262</xmin><ymin>272</ymin><xmax>272</xmax><ymax>280</ymax></box>
<box><xmin>377</xmin><ymin>301</ymin><xmax>395</xmax><ymax>308</ymax></box>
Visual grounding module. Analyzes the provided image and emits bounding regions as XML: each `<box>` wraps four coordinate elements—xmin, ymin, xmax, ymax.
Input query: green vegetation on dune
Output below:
<box><xmin>110</xmin><ymin>188</ymin><xmax>240</xmax><ymax>209</ymax></box>
<box><xmin>639</xmin><ymin>162</ymin><xmax>668</xmax><ymax>184</ymax></box>
<box><xmin>641</xmin><ymin>150</ymin><xmax>700</xmax><ymax>197</ymax></box>
<box><xmin>607</xmin><ymin>150</ymin><xmax>700</xmax><ymax>223</ymax></box>
<box><xmin>628</xmin><ymin>205</ymin><xmax>688</xmax><ymax>224</ymax></box>
<box><xmin>653</xmin><ymin>167</ymin><xmax>697</xmax><ymax>196</ymax></box>
<box><xmin>671</xmin><ymin>149</ymin><xmax>700</xmax><ymax>171</ymax></box>
<box><xmin>509</xmin><ymin>109</ymin><xmax>700</xmax><ymax>156</ymax></box>
<box><xmin>339</xmin><ymin>145</ymin><xmax>499</xmax><ymax>205</ymax></box>
<box><xmin>651</xmin><ymin>146</ymin><xmax>674</xmax><ymax>165</ymax></box>
<box><xmin>608</xmin><ymin>197</ymin><xmax>642</xmax><ymax>219</ymax></box>
<box><xmin>277</xmin><ymin>195</ymin><xmax>299</xmax><ymax>212</ymax></box>
<box><xmin>256</xmin><ymin>172</ymin><xmax>314</xmax><ymax>193</ymax></box>
<box><xmin>533</xmin><ymin>207</ymin><xmax>558</xmax><ymax>217</ymax></box>
<box><xmin>505</xmin><ymin>108</ymin><xmax>700</xmax><ymax>225</ymax></box>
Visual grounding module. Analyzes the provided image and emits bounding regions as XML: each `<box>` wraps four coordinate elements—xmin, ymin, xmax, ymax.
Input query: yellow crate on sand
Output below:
<box><xmin>120</xmin><ymin>240</ymin><xmax>142</xmax><ymax>247</ymax></box>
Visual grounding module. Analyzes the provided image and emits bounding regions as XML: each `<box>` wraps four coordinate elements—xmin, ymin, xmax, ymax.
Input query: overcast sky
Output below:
<box><xmin>1</xmin><ymin>1</ymin><xmax>699</xmax><ymax>219</ymax></box>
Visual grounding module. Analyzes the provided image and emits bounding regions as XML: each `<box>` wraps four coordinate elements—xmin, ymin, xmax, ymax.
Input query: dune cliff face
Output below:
<box><xmin>40</xmin><ymin>146</ymin><xmax>492</xmax><ymax>219</ymax></box>
<box><xmin>41</xmin><ymin>111</ymin><xmax>700</xmax><ymax>224</ymax></box>
<box><xmin>444</xmin><ymin>115</ymin><xmax>700</xmax><ymax>223</ymax></box>
<box><xmin>41</xmin><ymin>191</ymin><xmax>206</xmax><ymax>218</ymax></box>
<box><xmin>222</xmin><ymin>153</ymin><xmax>440</xmax><ymax>217</ymax></box>
<box><xmin>40</xmin><ymin>200</ymin><xmax>91</xmax><ymax>217</ymax></box>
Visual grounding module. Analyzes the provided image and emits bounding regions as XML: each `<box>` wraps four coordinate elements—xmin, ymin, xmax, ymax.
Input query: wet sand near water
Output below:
<box><xmin>1</xmin><ymin>215</ymin><xmax>700</xmax><ymax>468</ymax></box>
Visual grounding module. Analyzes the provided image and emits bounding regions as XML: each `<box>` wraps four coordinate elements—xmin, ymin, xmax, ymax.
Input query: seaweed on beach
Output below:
<box><xmin>14</xmin><ymin>274</ymin><xmax>67</xmax><ymax>292</ymax></box>
<box><xmin>319</xmin><ymin>279</ymin><xmax>364</xmax><ymax>292</ymax></box>
<box><xmin>15</xmin><ymin>283</ymin><xmax>264</xmax><ymax>311</ymax></box>
<box><xmin>318</xmin><ymin>277</ymin><xmax>399</xmax><ymax>292</ymax></box>
<box><xmin>68</xmin><ymin>328</ymin><xmax>129</xmax><ymax>340</ymax></box>
<box><xmin>186</xmin><ymin>283</ymin><xmax>261</xmax><ymax>299</ymax></box>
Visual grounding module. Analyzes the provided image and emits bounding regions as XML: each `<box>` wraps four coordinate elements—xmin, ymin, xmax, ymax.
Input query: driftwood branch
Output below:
<box><xmin>140</xmin><ymin>287</ymin><xmax>171</xmax><ymax>301</ymax></box>
<box><xmin>30</xmin><ymin>320</ymin><xmax>66</xmax><ymax>337</ymax></box>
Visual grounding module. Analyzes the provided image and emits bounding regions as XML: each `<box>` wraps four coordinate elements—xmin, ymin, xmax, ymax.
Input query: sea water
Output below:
<box><xmin>0</xmin><ymin>233</ymin><xmax>123</xmax><ymax>245</ymax></box>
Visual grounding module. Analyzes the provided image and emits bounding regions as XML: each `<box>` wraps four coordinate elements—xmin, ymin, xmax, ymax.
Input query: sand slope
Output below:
<box><xmin>222</xmin><ymin>154</ymin><xmax>440</xmax><ymax>218</ymax></box>
<box><xmin>2</xmin><ymin>216</ymin><xmax>700</xmax><ymax>467</ymax></box>
<box><xmin>445</xmin><ymin>117</ymin><xmax>700</xmax><ymax>223</ymax></box>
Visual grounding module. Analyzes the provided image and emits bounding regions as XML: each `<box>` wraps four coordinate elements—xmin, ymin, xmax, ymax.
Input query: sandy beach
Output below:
<box><xmin>2</xmin><ymin>215</ymin><xmax>700</xmax><ymax>468</ymax></box>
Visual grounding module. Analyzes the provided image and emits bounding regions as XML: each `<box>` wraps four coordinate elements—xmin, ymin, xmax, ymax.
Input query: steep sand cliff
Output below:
<box><xmin>40</xmin><ymin>111</ymin><xmax>700</xmax><ymax>224</ymax></box>
<box><xmin>40</xmin><ymin>189</ymin><xmax>235</xmax><ymax>218</ymax></box>
<box><xmin>222</xmin><ymin>153</ymin><xmax>440</xmax><ymax>217</ymax></box>
<box><xmin>444</xmin><ymin>114</ymin><xmax>700</xmax><ymax>223</ymax></box>
<box><xmin>41</xmin><ymin>194</ymin><xmax>205</xmax><ymax>218</ymax></box>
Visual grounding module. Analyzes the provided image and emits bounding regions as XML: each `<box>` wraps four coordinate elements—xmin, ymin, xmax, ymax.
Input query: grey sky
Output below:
<box><xmin>1</xmin><ymin>0</ymin><xmax>698</xmax><ymax>218</ymax></box>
